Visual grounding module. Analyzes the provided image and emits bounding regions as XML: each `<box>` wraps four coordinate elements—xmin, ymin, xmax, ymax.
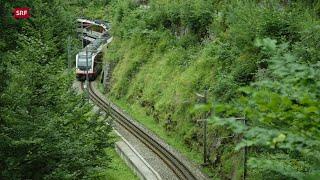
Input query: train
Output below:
<box><xmin>75</xmin><ymin>18</ymin><xmax>111</xmax><ymax>81</ymax></box>
<box><xmin>75</xmin><ymin>48</ymin><xmax>102</xmax><ymax>81</ymax></box>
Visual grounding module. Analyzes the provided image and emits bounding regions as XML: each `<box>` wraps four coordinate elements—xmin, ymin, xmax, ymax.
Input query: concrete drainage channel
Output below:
<box><xmin>114</xmin><ymin>130</ymin><xmax>162</xmax><ymax>180</ymax></box>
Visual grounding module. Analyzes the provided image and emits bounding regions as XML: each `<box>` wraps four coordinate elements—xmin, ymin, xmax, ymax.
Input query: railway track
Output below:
<box><xmin>81</xmin><ymin>82</ymin><xmax>198</xmax><ymax>180</ymax></box>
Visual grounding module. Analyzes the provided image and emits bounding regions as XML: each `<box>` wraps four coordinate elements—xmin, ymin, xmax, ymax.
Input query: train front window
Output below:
<box><xmin>77</xmin><ymin>54</ymin><xmax>92</xmax><ymax>70</ymax></box>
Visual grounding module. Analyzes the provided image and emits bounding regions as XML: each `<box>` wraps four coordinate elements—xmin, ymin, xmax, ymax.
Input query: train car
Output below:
<box><xmin>76</xmin><ymin>39</ymin><xmax>105</xmax><ymax>81</ymax></box>
<box><xmin>77</xmin><ymin>18</ymin><xmax>109</xmax><ymax>31</ymax></box>
<box><xmin>77</xmin><ymin>18</ymin><xmax>109</xmax><ymax>37</ymax></box>
<box><xmin>76</xmin><ymin>49</ymin><xmax>102</xmax><ymax>81</ymax></box>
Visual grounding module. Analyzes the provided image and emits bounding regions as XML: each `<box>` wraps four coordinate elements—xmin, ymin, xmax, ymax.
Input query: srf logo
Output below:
<box><xmin>13</xmin><ymin>8</ymin><xmax>31</xmax><ymax>19</ymax></box>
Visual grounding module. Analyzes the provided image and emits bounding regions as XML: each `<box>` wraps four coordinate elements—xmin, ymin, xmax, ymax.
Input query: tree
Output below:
<box><xmin>0</xmin><ymin>0</ymin><xmax>112</xmax><ymax>178</ymax></box>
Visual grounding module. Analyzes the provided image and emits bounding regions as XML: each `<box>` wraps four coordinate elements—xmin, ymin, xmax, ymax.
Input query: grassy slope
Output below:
<box><xmin>104</xmin><ymin>147</ymin><xmax>139</xmax><ymax>180</ymax></box>
<box><xmin>103</xmin><ymin>0</ymin><xmax>319</xmax><ymax>178</ymax></box>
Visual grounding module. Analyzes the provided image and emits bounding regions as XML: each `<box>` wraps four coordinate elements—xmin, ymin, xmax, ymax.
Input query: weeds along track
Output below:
<box><xmin>81</xmin><ymin>82</ymin><xmax>198</xmax><ymax>180</ymax></box>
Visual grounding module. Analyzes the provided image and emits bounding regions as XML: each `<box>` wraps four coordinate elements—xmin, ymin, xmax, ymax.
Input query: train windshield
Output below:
<box><xmin>77</xmin><ymin>52</ymin><xmax>92</xmax><ymax>70</ymax></box>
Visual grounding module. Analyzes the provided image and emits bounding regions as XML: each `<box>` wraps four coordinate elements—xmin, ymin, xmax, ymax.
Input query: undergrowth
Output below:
<box><xmin>104</xmin><ymin>0</ymin><xmax>320</xmax><ymax>179</ymax></box>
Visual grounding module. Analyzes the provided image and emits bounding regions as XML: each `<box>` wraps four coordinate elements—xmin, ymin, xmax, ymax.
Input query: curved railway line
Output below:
<box><xmin>81</xmin><ymin>82</ymin><xmax>199</xmax><ymax>180</ymax></box>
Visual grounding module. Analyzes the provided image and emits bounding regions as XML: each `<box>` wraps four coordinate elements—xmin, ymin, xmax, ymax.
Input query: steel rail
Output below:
<box><xmin>83</xmin><ymin>82</ymin><xmax>197</xmax><ymax>180</ymax></box>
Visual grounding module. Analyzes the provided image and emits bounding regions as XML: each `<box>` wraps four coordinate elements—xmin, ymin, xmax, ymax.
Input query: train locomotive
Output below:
<box><xmin>75</xmin><ymin>51</ymin><xmax>103</xmax><ymax>81</ymax></box>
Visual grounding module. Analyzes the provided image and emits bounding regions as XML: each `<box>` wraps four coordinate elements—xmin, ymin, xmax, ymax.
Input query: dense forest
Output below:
<box><xmin>0</xmin><ymin>0</ymin><xmax>113</xmax><ymax>179</ymax></box>
<box><xmin>105</xmin><ymin>0</ymin><xmax>320</xmax><ymax>179</ymax></box>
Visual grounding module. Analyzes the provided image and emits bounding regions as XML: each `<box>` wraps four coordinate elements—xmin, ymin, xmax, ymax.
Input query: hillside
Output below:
<box><xmin>104</xmin><ymin>0</ymin><xmax>320</xmax><ymax>179</ymax></box>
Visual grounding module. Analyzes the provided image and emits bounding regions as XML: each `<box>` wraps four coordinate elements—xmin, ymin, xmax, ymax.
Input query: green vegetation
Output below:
<box><xmin>212</xmin><ymin>38</ymin><xmax>320</xmax><ymax>179</ymax></box>
<box><xmin>71</xmin><ymin>0</ymin><xmax>109</xmax><ymax>20</ymax></box>
<box><xmin>104</xmin><ymin>0</ymin><xmax>320</xmax><ymax>179</ymax></box>
<box><xmin>0</xmin><ymin>0</ymin><xmax>116</xmax><ymax>179</ymax></box>
<box><xmin>104</xmin><ymin>146</ymin><xmax>139</xmax><ymax>180</ymax></box>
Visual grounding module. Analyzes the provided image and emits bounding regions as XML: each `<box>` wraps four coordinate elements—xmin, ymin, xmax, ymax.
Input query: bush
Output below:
<box><xmin>211</xmin><ymin>38</ymin><xmax>320</xmax><ymax>178</ymax></box>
